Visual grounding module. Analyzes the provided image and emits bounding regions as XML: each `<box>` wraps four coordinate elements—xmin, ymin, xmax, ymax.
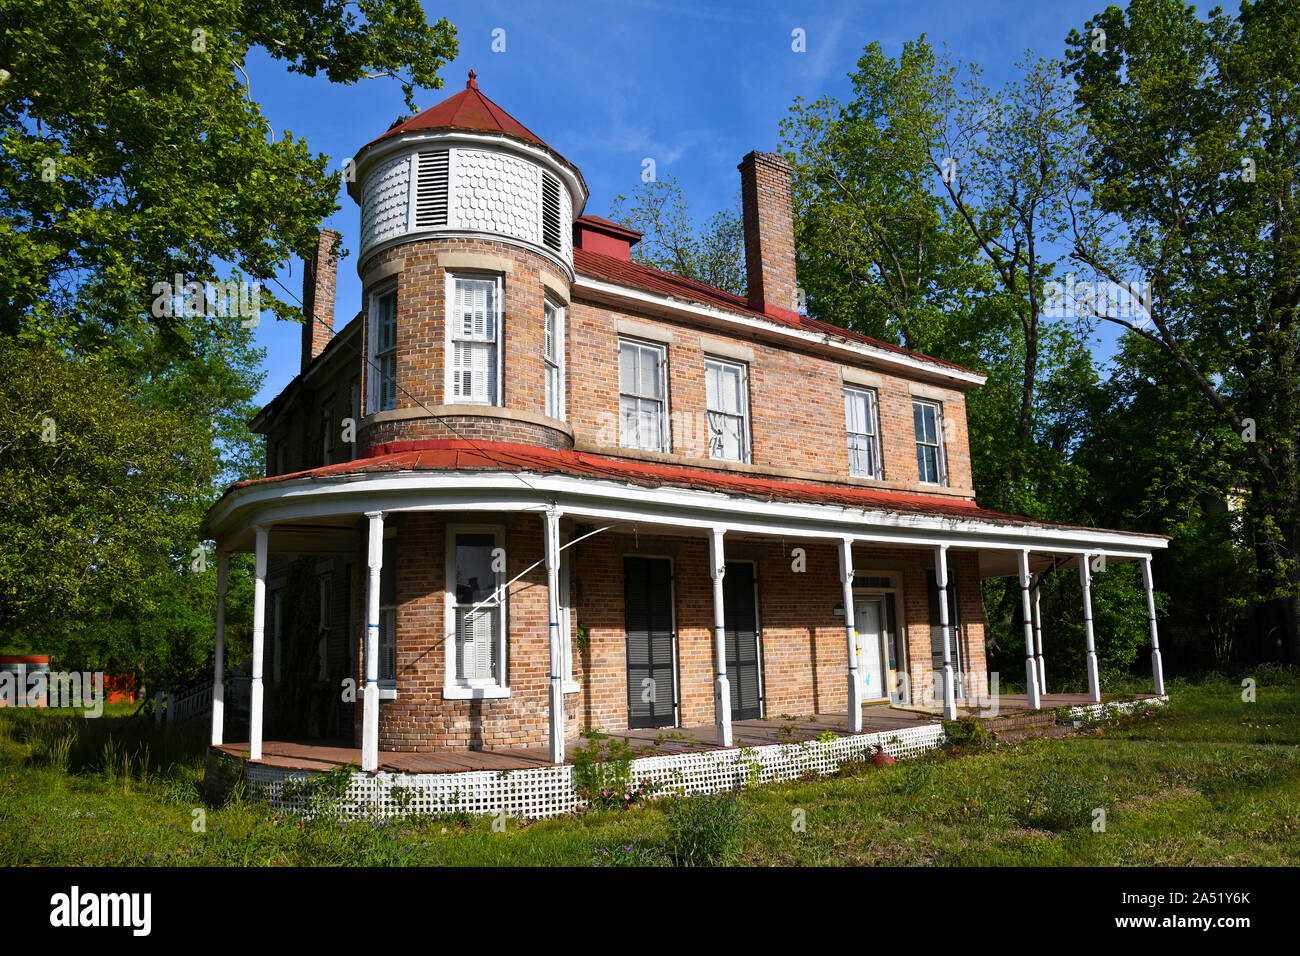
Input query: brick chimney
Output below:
<box><xmin>738</xmin><ymin>151</ymin><xmax>798</xmax><ymax>318</ymax></box>
<box><xmin>301</xmin><ymin>229</ymin><xmax>340</xmax><ymax>372</ymax></box>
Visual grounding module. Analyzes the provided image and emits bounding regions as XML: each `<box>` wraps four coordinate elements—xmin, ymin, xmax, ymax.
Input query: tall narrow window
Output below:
<box><xmin>271</xmin><ymin>589</ymin><xmax>283</xmax><ymax>684</ymax></box>
<box><xmin>447</xmin><ymin>274</ymin><xmax>501</xmax><ymax>405</ymax></box>
<box><xmin>446</xmin><ymin>527</ymin><xmax>507</xmax><ymax>692</ymax></box>
<box><xmin>321</xmin><ymin>406</ymin><xmax>335</xmax><ymax>466</ymax></box>
<box><xmin>348</xmin><ymin>379</ymin><xmax>360</xmax><ymax>460</ymax></box>
<box><xmin>379</xmin><ymin>539</ymin><xmax>396</xmax><ymax>690</ymax></box>
<box><xmin>845</xmin><ymin>387</ymin><xmax>882</xmax><ymax>479</ymax></box>
<box><xmin>540</xmin><ymin>172</ymin><xmax>562</xmax><ymax>252</ymax></box>
<box><xmin>705</xmin><ymin>357</ymin><xmax>749</xmax><ymax>462</ymax></box>
<box><xmin>369</xmin><ymin>288</ymin><xmax>397</xmax><ymax>412</ymax></box>
<box><xmin>913</xmin><ymin>399</ymin><xmax>947</xmax><ymax>485</ymax></box>
<box><xmin>317</xmin><ymin>575</ymin><xmax>331</xmax><ymax>681</ymax></box>
<box><xmin>619</xmin><ymin>338</ymin><xmax>668</xmax><ymax>452</ymax></box>
<box><xmin>544</xmin><ymin>299</ymin><xmax>564</xmax><ymax>419</ymax></box>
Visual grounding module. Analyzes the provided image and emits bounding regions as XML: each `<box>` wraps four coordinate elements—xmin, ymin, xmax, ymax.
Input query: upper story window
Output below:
<box><xmin>348</xmin><ymin>379</ymin><xmax>360</xmax><ymax>460</ymax></box>
<box><xmin>445</xmin><ymin>526</ymin><xmax>507</xmax><ymax>696</ymax></box>
<box><xmin>321</xmin><ymin>405</ymin><xmax>335</xmax><ymax>466</ymax></box>
<box><xmin>844</xmin><ymin>386</ymin><xmax>882</xmax><ymax>479</ymax></box>
<box><xmin>540</xmin><ymin>173</ymin><xmax>562</xmax><ymax>253</ymax></box>
<box><xmin>369</xmin><ymin>287</ymin><xmax>398</xmax><ymax>413</ymax></box>
<box><xmin>544</xmin><ymin>299</ymin><xmax>564</xmax><ymax>419</ymax></box>
<box><xmin>619</xmin><ymin>338</ymin><xmax>669</xmax><ymax>453</ymax></box>
<box><xmin>913</xmin><ymin>398</ymin><xmax>948</xmax><ymax>486</ymax></box>
<box><xmin>705</xmin><ymin>357</ymin><xmax>749</xmax><ymax>463</ymax></box>
<box><xmin>447</xmin><ymin>274</ymin><xmax>502</xmax><ymax>405</ymax></box>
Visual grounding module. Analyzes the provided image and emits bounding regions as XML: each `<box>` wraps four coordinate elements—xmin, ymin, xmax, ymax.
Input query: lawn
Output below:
<box><xmin>1</xmin><ymin>667</ymin><xmax>1297</xmax><ymax>866</ymax></box>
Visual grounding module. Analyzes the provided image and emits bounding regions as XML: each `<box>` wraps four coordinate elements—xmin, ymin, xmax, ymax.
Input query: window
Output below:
<box><xmin>913</xmin><ymin>399</ymin><xmax>947</xmax><ymax>485</ymax></box>
<box><xmin>317</xmin><ymin>575</ymin><xmax>331</xmax><ymax>681</ymax></box>
<box><xmin>379</xmin><ymin>539</ymin><xmax>396</xmax><ymax>691</ymax></box>
<box><xmin>321</xmin><ymin>406</ymin><xmax>334</xmax><ymax>466</ymax></box>
<box><xmin>369</xmin><ymin>288</ymin><xmax>397</xmax><ymax>412</ymax></box>
<box><xmin>447</xmin><ymin>274</ymin><xmax>501</xmax><ymax>405</ymax></box>
<box><xmin>845</xmin><ymin>387</ymin><xmax>882</xmax><ymax>479</ymax></box>
<box><xmin>445</xmin><ymin>526</ymin><xmax>507</xmax><ymax>696</ymax></box>
<box><xmin>544</xmin><ymin>299</ymin><xmax>564</xmax><ymax>419</ymax></box>
<box><xmin>271</xmin><ymin>589</ymin><xmax>283</xmax><ymax>684</ymax></box>
<box><xmin>348</xmin><ymin>379</ymin><xmax>360</xmax><ymax>460</ymax></box>
<box><xmin>559</xmin><ymin>546</ymin><xmax>578</xmax><ymax>693</ymax></box>
<box><xmin>705</xmin><ymin>358</ymin><xmax>749</xmax><ymax>462</ymax></box>
<box><xmin>619</xmin><ymin>338</ymin><xmax>668</xmax><ymax>452</ymax></box>
<box><xmin>413</xmin><ymin>149</ymin><xmax>449</xmax><ymax>229</ymax></box>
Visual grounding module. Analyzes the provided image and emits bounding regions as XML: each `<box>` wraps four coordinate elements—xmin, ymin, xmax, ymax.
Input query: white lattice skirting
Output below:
<box><xmin>1062</xmin><ymin>695</ymin><xmax>1168</xmax><ymax>721</ymax></box>
<box><xmin>241</xmin><ymin>723</ymin><xmax>947</xmax><ymax>821</ymax></box>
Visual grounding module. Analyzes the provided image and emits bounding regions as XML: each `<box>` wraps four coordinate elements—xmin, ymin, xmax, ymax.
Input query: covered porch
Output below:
<box><xmin>203</xmin><ymin>441</ymin><xmax>1172</xmax><ymax>775</ymax></box>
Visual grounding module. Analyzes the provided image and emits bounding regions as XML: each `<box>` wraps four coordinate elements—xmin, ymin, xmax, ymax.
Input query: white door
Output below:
<box><xmin>855</xmin><ymin>598</ymin><xmax>887</xmax><ymax>702</ymax></box>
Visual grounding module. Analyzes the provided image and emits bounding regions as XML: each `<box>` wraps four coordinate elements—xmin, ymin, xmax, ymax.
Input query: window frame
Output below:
<box><xmin>378</xmin><ymin>536</ymin><xmax>397</xmax><ymax>698</ymax></box>
<box><xmin>617</xmin><ymin>336</ymin><xmax>670</xmax><ymax>454</ymax></box>
<box><xmin>444</xmin><ymin>271</ymin><xmax>504</xmax><ymax>407</ymax></box>
<box><xmin>367</xmin><ymin>284</ymin><xmax>398</xmax><ymax>414</ymax></box>
<box><xmin>317</xmin><ymin>574</ymin><xmax>331</xmax><ymax>682</ymax></box>
<box><xmin>912</xmin><ymin>398</ymin><xmax>948</xmax><ymax>486</ymax></box>
<box><xmin>443</xmin><ymin>524</ymin><xmax>509</xmax><ymax>699</ymax></box>
<box><xmin>543</xmin><ymin>297</ymin><xmax>565</xmax><ymax>420</ymax></box>
<box><xmin>321</xmin><ymin>405</ymin><xmax>335</xmax><ymax>466</ymax></box>
<box><xmin>704</xmin><ymin>356</ymin><xmax>751</xmax><ymax>463</ymax></box>
<box><xmin>844</xmin><ymin>386</ymin><xmax>883</xmax><ymax>480</ymax></box>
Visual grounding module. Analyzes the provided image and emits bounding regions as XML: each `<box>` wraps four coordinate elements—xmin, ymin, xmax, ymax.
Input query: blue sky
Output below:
<box><xmin>245</xmin><ymin>0</ymin><xmax>1112</xmax><ymax>407</ymax></box>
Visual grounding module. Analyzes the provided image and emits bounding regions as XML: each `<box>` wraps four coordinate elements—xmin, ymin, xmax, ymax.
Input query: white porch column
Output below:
<box><xmin>249</xmin><ymin>526</ymin><xmax>268</xmax><ymax>761</ymax></box>
<box><xmin>1079</xmin><ymin>554</ymin><xmax>1102</xmax><ymax>703</ymax></box>
<box><xmin>709</xmin><ymin>528</ymin><xmax>733</xmax><ymax>747</ymax></box>
<box><xmin>543</xmin><ymin>508</ymin><xmax>565</xmax><ymax>763</ymax></box>
<box><xmin>362</xmin><ymin>511</ymin><xmax>384</xmax><ymax>772</ymax></box>
<box><xmin>1142</xmin><ymin>557</ymin><xmax>1165</xmax><ymax>695</ymax></box>
<box><xmin>211</xmin><ymin>550</ymin><xmax>228</xmax><ymax>747</ymax></box>
<box><xmin>1018</xmin><ymin>550</ymin><xmax>1042</xmax><ymax>709</ymax></box>
<box><xmin>935</xmin><ymin>545</ymin><xmax>957</xmax><ymax>720</ymax></box>
<box><xmin>1032</xmin><ymin>580</ymin><xmax>1047</xmax><ymax>694</ymax></box>
<box><xmin>838</xmin><ymin>538</ymin><xmax>864</xmax><ymax>732</ymax></box>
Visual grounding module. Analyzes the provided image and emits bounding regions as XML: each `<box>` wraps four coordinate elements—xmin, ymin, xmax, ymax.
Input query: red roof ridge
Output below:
<box><xmin>573</xmin><ymin>247</ymin><xmax>980</xmax><ymax>378</ymax></box>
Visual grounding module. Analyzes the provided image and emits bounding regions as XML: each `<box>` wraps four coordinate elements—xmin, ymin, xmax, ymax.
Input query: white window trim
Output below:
<box><xmin>618</xmin><ymin>336</ymin><xmax>670</xmax><ymax>454</ymax></box>
<box><xmin>913</xmin><ymin>398</ymin><xmax>948</xmax><ymax>487</ymax></box>
<box><xmin>367</xmin><ymin>284</ymin><xmax>398</xmax><ymax>414</ymax></box>
<box><xmin>544</xmin><ymin>297</ymin><xmax>566</xmax><ymax>421</ymax></box>
<box><xmin>443</xmin><ymin>523</ymin><xmax>510</xmax><ymax>699</ymax></box>
<box><xmin>704</xmin><ymin>355</ymin><xmax>751</xmax><ymax>464</ymax></box>
<box><xmin>559</xmin><ymin>546</ymin><xmax>578</xmax><ymax>694</ymax></box>
<box><xmin>844</xmin><ymin>385</ymin><xmax>883</xmax><ymax>480</ymax></box>
<box><xmin>444</xmin><ymin>271</ymin><xmax>504</xmax><ymax>407</ymax></box>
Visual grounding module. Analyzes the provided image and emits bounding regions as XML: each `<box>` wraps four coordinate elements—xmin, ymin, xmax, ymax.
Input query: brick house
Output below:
<box><xmin>204</xmin><ymin>71</ymin><xmax>1169</xmax><ymax>774</ymax></box>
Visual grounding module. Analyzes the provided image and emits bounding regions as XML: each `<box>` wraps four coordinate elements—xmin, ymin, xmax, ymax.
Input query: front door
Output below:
<box><xmin>855</xmin><ymin>597</ymin><xmax>888</xmax><ymax>702</ymax></box>
<box><xmin>724</xmin><ymin>562</ymin><xmax>762</xmax><ymax>721</ymax></box>
<box><xmin>624</xmin><ymin>557</ymin><xmax>677</xmax><ymax>728</ymax></box>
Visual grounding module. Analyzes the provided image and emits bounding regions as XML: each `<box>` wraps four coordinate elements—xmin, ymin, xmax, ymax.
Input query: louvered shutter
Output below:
<box><xmin>451</xmin><ymin>278</ymin><xmax>497</xmax><ymax>403</ymax></box>
<box><xmin>723</xmin><ymin>563</ymin><xmax>761</xmax><ymax>720</ymax></box>
<box><xmin>414</xmin><ymin>150</ymin><xmax>449</xmax><ymax>228</ymax></box>
<box><xmin>380</xmin><ymin>609</ymin><xmax>397</xmax><ymax>681</ymax></box>
<box><xmin>624</xmin><ymin>557</ymin><xmax>675</xmax><ymax>728</ymax></box>
<box><xmin>457</xmin><ymin>606</ymin><xmax>496</xmax><ymax>681</ymax></box>
<box><xmin>540</xmin><ymin>172</ymin><xmax>561</xmax><ymax>251</ymax></box>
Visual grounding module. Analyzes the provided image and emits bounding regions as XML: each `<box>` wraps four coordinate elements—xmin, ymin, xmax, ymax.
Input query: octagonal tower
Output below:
<box><xmin>347</xmin><ymin>70</ymin><xmax>588</xmax><ymax>453</ymax></box>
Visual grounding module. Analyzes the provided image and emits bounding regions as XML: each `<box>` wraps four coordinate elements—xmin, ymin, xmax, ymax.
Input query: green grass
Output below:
<box><xmin>2</xmin><ymin>669</ymin><xmax>1298</xmax><ymax>866</ymax></box>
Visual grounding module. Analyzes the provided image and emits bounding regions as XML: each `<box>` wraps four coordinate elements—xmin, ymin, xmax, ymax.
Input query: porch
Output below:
<box><xmin>213</xmin><ymin>692</ymin><xmax>1159</xmax><ymax>773</ymax></box>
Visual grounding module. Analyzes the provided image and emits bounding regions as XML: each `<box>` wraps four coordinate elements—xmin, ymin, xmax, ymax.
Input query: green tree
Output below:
<box><xmin>1064</xmin><ymin>0</ymin><xmax>1300</xmax><ymax>661</ymax></box>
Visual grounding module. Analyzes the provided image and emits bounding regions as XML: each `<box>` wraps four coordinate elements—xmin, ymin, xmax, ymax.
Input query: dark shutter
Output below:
<box><xmin>624</xmin><ymin>557</ymin><xmax>675</xmax><ymax>728</ymax></box>
<box><xmin>723</xmin><ymin>563</ymin><xmax>761</xmax><ymax>720</ymax></box>
<box><xmin>414</xmin><ymin>150</ymin><xmax>449</xmax><ymax>228</ymax></box>
<box><xmin>540</xmin><ymin>173</ymin><xmax>562</xmax><ymax>251</ymax></box>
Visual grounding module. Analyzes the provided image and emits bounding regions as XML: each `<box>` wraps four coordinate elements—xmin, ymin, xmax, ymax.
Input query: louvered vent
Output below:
<box><xmin>414</xmin><ymin>150</ymin><xmax>449</xmax><ymax>228</ymax></box>
<box><xmin>540</xmin><ymin>172</ymin><xmax>561</xmax><ymax>251</ymax></box>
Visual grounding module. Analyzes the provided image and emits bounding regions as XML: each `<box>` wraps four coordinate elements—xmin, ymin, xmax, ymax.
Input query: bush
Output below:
<box><xmin>941</xmin><ymin>716</ymin><xmax>994</xmax><ymax>753</ymax></box>
<box><xmin>572</xmin><ymin>730</ymin><xmax>657</xmax><ymax>810</ymax></box>
<box><xmin>665</xmin><ymin>791</ymin><xmax>744</xmax><ymax>866</ymax></box>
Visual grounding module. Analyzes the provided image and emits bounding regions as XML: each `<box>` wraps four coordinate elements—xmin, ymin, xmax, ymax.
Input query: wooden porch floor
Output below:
<box><xmin>214</xmin><ymin>692</ymin><xmax>1156</xmax><ymax>774</ymax></box>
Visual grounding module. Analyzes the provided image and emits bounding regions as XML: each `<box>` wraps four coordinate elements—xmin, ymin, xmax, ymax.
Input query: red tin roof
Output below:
<box><xmin>227</xmin><ymin>439</ymin><xmax>1109</xmax><ymax>532</ymax></box>
<box><xmin>364</xmin><ymin>70</ymin><xmax>552</xmax><ymax>153</ymax></box>
<box><xmin>573</xmin><ymin>247</ymin><xmax>980</xmax><ymax>379</ymax></box>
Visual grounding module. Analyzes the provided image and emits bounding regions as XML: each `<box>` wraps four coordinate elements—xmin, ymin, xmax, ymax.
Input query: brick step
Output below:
<box><xmin>980</xmin><ymin>710</ymin><xmax>1059</xmax><ymax>733</ymax></box>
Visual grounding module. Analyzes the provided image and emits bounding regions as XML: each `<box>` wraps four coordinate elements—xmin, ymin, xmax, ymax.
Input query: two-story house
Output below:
<box><xmin>204</xmin><ymin>72</ymin><xmax>1169</xmax><ymax>785</ymax></box>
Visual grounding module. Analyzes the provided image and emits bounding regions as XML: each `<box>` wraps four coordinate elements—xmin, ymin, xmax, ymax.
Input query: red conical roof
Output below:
<box><xmin>364</xmin><ymin>70</ymin><xmax>552</xmax><ymax>152</ymax></box>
